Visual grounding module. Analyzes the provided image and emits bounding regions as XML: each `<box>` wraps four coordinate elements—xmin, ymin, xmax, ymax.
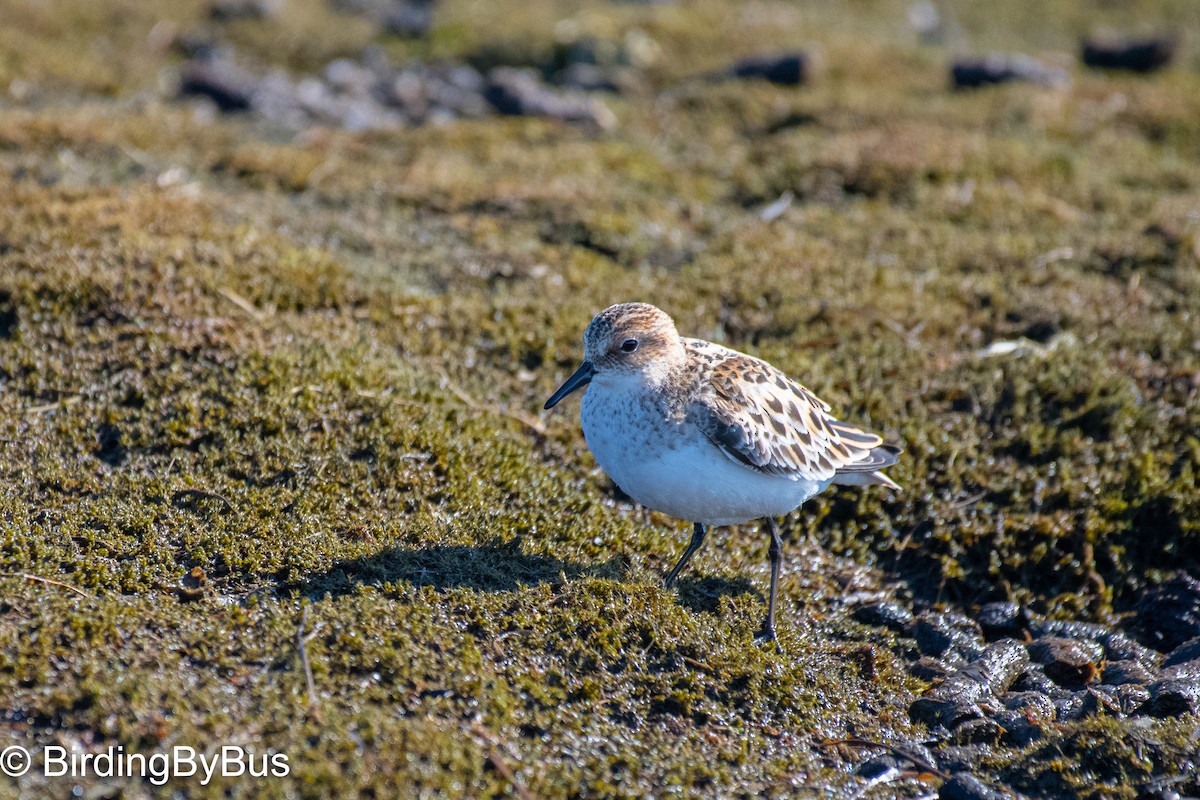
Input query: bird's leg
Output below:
<box><xmin>755</xmin><ymin>517</ymin><xmax>784</xmax><ymax>652</ymax></box>
<box><xmin>663</xmin><ymin>522</ymin><xmax>707</xmax><ymax>588</ymax></box>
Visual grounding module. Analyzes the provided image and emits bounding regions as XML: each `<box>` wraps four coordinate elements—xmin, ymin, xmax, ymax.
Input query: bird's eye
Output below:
<box><xmin>620</xmin><ymin>338</ymin><xmax>639</xmax><ymax>353</ymax></box>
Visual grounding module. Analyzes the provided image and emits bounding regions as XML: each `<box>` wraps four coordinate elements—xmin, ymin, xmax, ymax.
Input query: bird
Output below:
<box><xmin>544</xmin><ymin>302</ymin><xmax>900</xmax><ymax>646</ymax></box>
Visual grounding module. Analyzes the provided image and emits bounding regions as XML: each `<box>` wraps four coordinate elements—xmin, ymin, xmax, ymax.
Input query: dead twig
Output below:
<box><xmin>217</xmin><ymin>287</ymin><xmax>270</xmax><ymax>321</ymax></box>
<box><xmin>26</xmin><ymin>396</ymin><xmax>81</xmax><ymax>416</ymax></box>
<box><xmin>172</xmin><ymin>488</ymin><xmax>234</xmax><ymax>513</ymax></box>
<box><xmin>948</xmin><ymin>490</ymin><xmax>988</xmax><ymax>510</ymax></box>
<box><xmin>0</xmin><ymin>572</ymin><xmax>92</xmax><ymax>599</ymax></box>
<box><xmin>297</xmin><ymin>607</ymin><xmax>321</xmax><ymax>719</ymax></box>
<box><xmin>436</xmin><ymin>369</ymin><xmax>547</xmax><ymax>437</ymax></box>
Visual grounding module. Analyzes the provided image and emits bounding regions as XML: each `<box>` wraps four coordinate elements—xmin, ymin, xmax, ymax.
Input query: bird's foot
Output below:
<box><xmin>662</xmin><ymin>572</ymin><xmax>678</xmax><ymax>590</ymax></box>
<box><xmin>754</xmin><ymin>624</ymin><xmax>783</xmax><ymax>654</ymax></box>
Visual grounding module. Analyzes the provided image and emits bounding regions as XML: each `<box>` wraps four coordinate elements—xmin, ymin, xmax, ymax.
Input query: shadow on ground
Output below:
<box><xmin>298</xmin><ymin>538</ymin><xmax>626</xmax><ymax>598</ymax></box>
<box><xmin>670</xmin><ymin>574</ymin><xmax>759</xmax><ymax>614</ymax></box>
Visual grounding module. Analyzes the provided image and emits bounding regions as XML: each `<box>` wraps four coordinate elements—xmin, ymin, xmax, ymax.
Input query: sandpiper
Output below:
<box><xmin>545</xmin><ymin>302</ymin><xmax>900</xmax><ymax>646</ymax></box>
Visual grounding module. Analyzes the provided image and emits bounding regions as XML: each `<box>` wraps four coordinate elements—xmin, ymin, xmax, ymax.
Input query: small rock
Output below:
<box><xmin>1135</xmin><ymin>573</ymin><xmax>1200</xmax><ymax>652</ymax></box>
<box><xmin>1002</xmin><ymin>691</ymin><xmax>1056</xmax><ymax>720</ymax></box>
<box><xmin>1163</xmin><ymin>637</ymin><xmax>1200</xmax><ymax>669</ymax></box>
<box><xmin>179</xmin><ymin>58</ymin><xmax>255</xmax><ymax>111</ymax></box>
<box><xmin>553</xmin><ymin>63</ymin><xmax>622</xmax><ymax>93</ymax></box>
<box><xmin>951</xmin><ymin>53</ymin><xmax>1069</xmax><ymax>89</ymax></box>
<box><xmin>485</xmin><ymin>67</ymin><xmax>616</xmax><ymax>129</ymax></box>
<box><xmin>383</xmin><ymin>0</ymin><xmax>437</xmax><ymax>37</ymax></box>
<box><xmin>1054</xmin><ymin>691</ymin><xmax>1088</xmax><ymax>721</ymax></box>
<box><xmin>977</xmin><ymin>602</ymin><xmax>1031</xmax><ymax>640</ymax></box>
<box><xmin>1144</xmin><ymin>679</ymin><xmax>1200</xmax><ymax>717</ymax></box>
<box><xmin>968</xmin><ymin>640</ymin><xmax>1032</xmax><ymax>694</ymax></box>
<box><xmin>1012</xmin><ymin>664</ymin><xmax>1060</xmax><ymax>696</ymax></box>
<box><xmin>911</xmin><ymin>656</ymin><xmax>954</xmax><ymax>682</ymax></box>
<box><xmin>994</xmin><ymin>710</ymin><xmax>1045</xmax><ymax>746</ymax></box>
<box><xmin>1027</xmin><ymin>637</ymin><xmax>1102</xmax><ymax>687</ymax></box>
<box><xmin>324</xmin><ymin>58</ymin><xmax>377</xmax><ymax>94</ymax></box>
<box><xmin>910</xmin><ymin>641</ymin><xmax>1029</xmax><ymax>730</ymax></box>
<box><xmin>934</xmin><ymin>745</ymin><xmax>991</xmax><ymax>774</ymax></box>
<box><xmin>950</xmin><ymin>717</ymin><xmax>1004</xmax><ymax>745</ymax></box>
<box><xmin>854</xmin><ymin>600</ymin><xmax>915</xmax><ymax>632</ymax></box>
<box><xmin>1082</xmin><ymin>35</ymin><xmax>1177</xmax><ymax>73</ymax></box>
<box><xmin>209</xmin><ymin>0</ymin><xmax>280</xmax><ymax>20</ymax></box>
<box><xmin>1031</xmin><ymin>619</ymin><xmax>1110</xmax><ymax>641</ymax></box>
<box><xmin>940</xmin><ymin>772</ymin><xmax>1013</xmax><ymax>800</ymax></box>
<box><xmin>855</xmin><ymin>755</ymin><xmax>903</xmax><ymax>784</ymax></box>
<box><xmin>1079</xmin><ymin>685</ymin><xmax>1122</xmax><ymax>717</ymax></box>
<box><xmin>910</xmin><ymin>695</ymin><xmax>986</xmax><ymax>730</ymax></box>
<box><xmin>1103</xmin><ymin>631</ymin><xmax>1162</xmax><ymax>666</ymax></box>
<box><xmin>1102</xmin><ymin>659</ymin><xmax>1158</xmax><ymax>686</ymax></box>
<box><xmin>1113</xmin><ymin>684</ymin><xmax>1151</xmax><ymax>716</ymax></box>
<box><xmin>914</xmin><ymin>611</ymin><xmax>986</xmax><ymax>661</ymax></box>
<box><xmin>1160</xmin><ymin>658</ymin><xmax>1200</xmax><ymax>682</ymax></box>
<box><xmin>729</xmin><ymin>51</ymin><xmax>822</xmax><ymax>86</ymax></box>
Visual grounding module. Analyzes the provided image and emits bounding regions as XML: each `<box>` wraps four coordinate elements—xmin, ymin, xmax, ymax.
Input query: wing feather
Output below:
<box><xmin>686</xmin><ymin>343</ymin><xmax>894</xmax><ymax>483</ymax></box>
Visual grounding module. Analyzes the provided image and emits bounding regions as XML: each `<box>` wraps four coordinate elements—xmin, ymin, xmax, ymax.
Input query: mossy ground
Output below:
<box><xmin>1</xmin><ymin>0</ymin><xmax>1199</xmax><ymax>797</ymax></box>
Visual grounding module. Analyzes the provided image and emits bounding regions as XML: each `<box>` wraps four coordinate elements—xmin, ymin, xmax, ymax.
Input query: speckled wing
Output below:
<box><xmin>687</xmin><ymin>344</ymin><xmax>891</xmax><ymax>483</ymax></box>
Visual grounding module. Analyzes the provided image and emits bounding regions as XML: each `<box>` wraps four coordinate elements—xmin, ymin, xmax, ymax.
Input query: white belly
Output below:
<box><xmin>580</xmin><ymin>386</ymin><xmax>829</xmax><ymax>526</ymax></box>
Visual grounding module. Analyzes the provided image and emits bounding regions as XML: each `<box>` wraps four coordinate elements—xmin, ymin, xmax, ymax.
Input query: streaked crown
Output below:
<box><xmin>584</xmin><ymin>302</ymin><xmax>684</xmax><ymax>374</ymax></box>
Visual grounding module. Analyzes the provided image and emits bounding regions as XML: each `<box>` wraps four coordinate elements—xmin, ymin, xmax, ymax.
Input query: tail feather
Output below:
<box><xmin>832</xmin><ymin>444</ymin><xmax>901</xmax><ymax>490</ymax></box>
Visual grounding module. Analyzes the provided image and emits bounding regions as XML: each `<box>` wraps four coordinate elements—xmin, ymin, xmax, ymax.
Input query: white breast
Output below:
<box><xmin>579</xmin><ymin>380</ymin><xmax>830</xmax><ymax>526</ymax></box>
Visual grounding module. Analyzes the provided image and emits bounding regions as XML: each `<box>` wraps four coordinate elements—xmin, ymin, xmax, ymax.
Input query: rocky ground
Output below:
<box><xmin>1</xmin><ymin>0</ymin><xmax>1199</xmax><ymax>797</ymax></box>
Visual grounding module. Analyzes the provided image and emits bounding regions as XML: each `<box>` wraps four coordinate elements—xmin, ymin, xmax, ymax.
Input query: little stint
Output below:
<box><xmin>545</xmin><ymin>302</ymin><xmax>901</xmax><ymax>646</ymax></box>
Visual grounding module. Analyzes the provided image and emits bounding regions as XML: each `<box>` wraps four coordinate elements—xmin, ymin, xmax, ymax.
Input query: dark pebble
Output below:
<box><xmin>914</xmin><ymin>611</ymin><xmax>986</xmax><ymax>661</ymax></box>
<box><xmin>209</xmin><ymin>0</ymin><xmax>278</xmax><ymax>20</ymax></box>
<box><xmin>178</xmin><ymin>59</ymin><xmax>255</xmax><ymax>111</ymax></box>
<box><xmin>484</xmin><ymin>68</ymin><xmax>615</xmax><ymax>129</ymax></box>
<box><xmin>910</xmin><ymin>695</ymin><xmax>986</xmax><ymax>730</ymax></box>
<box><xmin>1027</xmin><ymin>637</ymin><xmax>1102</xmax><ymax>687</ymax></box>
<box><xmin>1160</xmin><ymin>658</ymin><xmax>1200</xmax><ymax>682</ymax></box>
<box><xmin>854</xmin><ymin>600</ymin><xmax>915</xmax><ymax>632</ymax></box>
<box><xmin>211</xmin><ymin>0</ymin><xmax>278</xmax><ymax>19</ymax></box>
<box><xmin>969</xmin><ymin>640</ymin><xmax>1031</xmax><ymax>694</ymax></box>
<box><xmin>384</xmin><ymin>0</ymin><xmax>436</xmax><ymax>38</ymax></box>
<box><xmin>729</xmin><ymin>51</ymin><xmax>821</xmax><ymax>86</ymax></box>
<box><xmin>935</xmin><ymin>745</ymin><xmax>991</xmax><ymax>774</ymax></box>
<box><xmin>1082</xmin><ymin>35</ymin><xmax>1177</xmax><ymax>73</ymax></box>
<box><xmin>1136</xmin><ymin>574</ymin><xmax>1200</xmax><ymax>652</ymax></box>
<box><xmin>910</xmin><ymin>641</ymin><xmax>1029</xmax><ymax>729</ymax></box>
<box><xmin>855</xmin><ymin>755</ymin><xmax>903</xmax><ymax>783</ymax></box>
<box><xmin>911</xmin><ymin>656</ymin><xmax>954</xmax><ymax>682</ymax></box>
<box><xmin>1012</xmin><ymin>664</ymin><xmax>1060</xmax><ymax>695</ymax></box>
<box><xmin>1079</xmin><ymin>685</ymin><xmax>1122</xmax><ymax>718</ymax></box>
<box><xmin>1102</xmin><ymin>659</ymin><xmax>1158</xmax><ymax>686</ymax></box>
<box><xmin>950</xmin><ymin>717</ymin><xmax>1004</xmax><ymax>745</ymax></box>
<box><xmin>1114</xmin><ymin>683</ymin><xmax>1151</xmax><ymax>716</ymax></box>
<box><xmin>1002</xmin><ymin>691</ymin><xmax>1056</xmax><ymax>720</ymax></box>
<box><xmin>1163</xmin><ymin>636</ymin><xmax>1200</xmax><ymax>668</ymax></box>
<box><xmin>940</xmin><ymin>772</ymin><xmax>1012</xmax><ymax>800</ymax></box>
<box><xmin>1028</xmin><ymin>618</ymin><xmax>1109</xmax><ymax>642</ymax></box>
<box><xmin>951</xmin><ymin>53</ymin><xmax>1069</xmax><ymax>89</ymax></box>
<box><xmin>1103</xmin><ymin>631</ymin><xmax>1162</xmax><ymax>666</ymax></box>
<box><xmin>1054</xmin><ymin>691</ymin><xmax>1087</xmax><ymax>721</ymax></box>
<box><xmin>994</xmin><ymin>710</ymin><xmax>1045</xmax><ymax>746</ymax></box>
<box><xmin>977</xmin><ymin>602</ymin><xmax>1031</xmax><ymax>640</ymax></box>
<box><xmin>1144</xmin><ymin>679</ymin><xmax>1200</xmax><ymax>717</ymax></box>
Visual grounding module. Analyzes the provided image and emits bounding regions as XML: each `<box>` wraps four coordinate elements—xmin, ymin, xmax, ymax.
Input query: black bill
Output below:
<box><xmin>544</xmin><ymin>361</ymin><xmax>595</xmax><ymax>409</ymax></box>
